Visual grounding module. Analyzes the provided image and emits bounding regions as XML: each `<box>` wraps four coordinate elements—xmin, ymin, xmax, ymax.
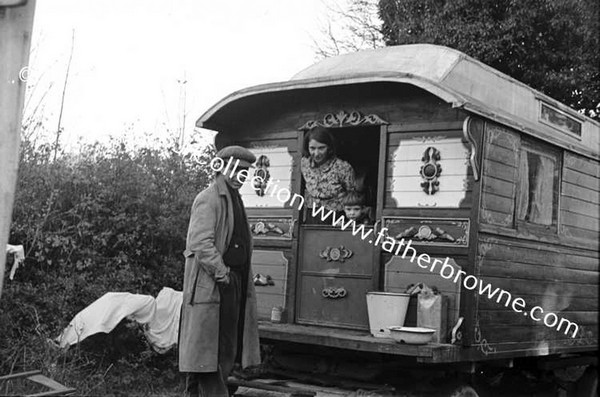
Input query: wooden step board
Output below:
<box><xmin>229</xmin><ymin>377</ymin><xmax>316</xmax><ymax>396</ymax></box>
<box><xmin>0</xmin><ymin>370</ymin><xmax>76</xmax><ymax>396</ymax></box>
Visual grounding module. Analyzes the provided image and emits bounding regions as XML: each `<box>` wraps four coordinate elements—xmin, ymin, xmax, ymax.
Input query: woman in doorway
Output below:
<box><xmin>301</xmin><ymin>127</ymin><xmax>355</xmax><ymax>222</ymax></box>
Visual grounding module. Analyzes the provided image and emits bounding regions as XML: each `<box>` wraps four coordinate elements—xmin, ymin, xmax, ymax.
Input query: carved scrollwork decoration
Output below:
<box><xmin>463</xmin><ymin>116</ymin><xmax>481</xmax><ymax>181</ymax></box>
<box><xmin>252</xmin><ymin>155</ymin><xmax>271</xmax><ymax>196</ymax></box>
<box><xmin>451</xmin><ymin>317</ymin><xmax>464</xmax><ymax>344</ymax></box>
<box><xmin>321</xmin><ymin>287</ymin><xmax>348</xmax><ymax>299</ymax></box>
<box><xmin>394</xmin><ymin>225</ymin><xmax>456</xmax><ymax>243</ymax></box>
<box><xmin>251</xmin><ymin>221</ymin><xmax>285</xmax><ymax>236</ymax></box>
<box><xmin>319</xmin><ymin>246</ymin><xmax>353</xmax><ymax>262</ymax></box>
<box><xmin>298</xmin><ymin>110</ymin><xmax>389</xmax><ymax>130</ymax></box>
<box><xmin>474</xmin><ymin>320</ymin><xmax>497</xmax><ymax>356</ymax></box>
<box><xmin>420</xmin><ymin>147</ymin><xmax>442</xmax><ymax>195</ymax></box>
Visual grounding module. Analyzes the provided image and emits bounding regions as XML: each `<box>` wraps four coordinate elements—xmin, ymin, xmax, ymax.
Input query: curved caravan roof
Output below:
<box><xmin>197</xmin><ymin>44</ymin><xmax>599</xmax><ymax>159</ymax></box>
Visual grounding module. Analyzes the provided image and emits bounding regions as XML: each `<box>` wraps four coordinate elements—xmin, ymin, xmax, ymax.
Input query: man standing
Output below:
<box><xmin>179</xmin><ymin>146</ymin><xmax>261</xmax><ymax>397</ymax></box>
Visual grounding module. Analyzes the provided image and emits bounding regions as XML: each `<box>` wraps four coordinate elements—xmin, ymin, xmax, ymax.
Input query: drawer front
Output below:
<box><xmin>297</xmin><ymin>275</ymin><xmax>371</xmax><ymax>330</ymax></box>
<box><xmin>300</xmin><ymin>229</ymin><xmax>375</xmax><ymax>276</ymax></box>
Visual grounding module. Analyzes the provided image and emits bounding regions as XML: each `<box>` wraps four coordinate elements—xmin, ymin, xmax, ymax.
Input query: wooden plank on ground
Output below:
<box><xmin>0</xmin><ymin>370</ymin><xmax>41</xmax><ymax>381</ymax></box>
<box><xmin>228</xmin><ymin>378</ymin><xmax>316</xmax><ymax>396</ymax></box>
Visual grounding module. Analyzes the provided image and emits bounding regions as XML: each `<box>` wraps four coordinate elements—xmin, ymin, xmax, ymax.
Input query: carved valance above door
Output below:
<box><xmin>299</xmin><ymin>110</ymin><xmax>388</xmax><ymax>130</ymax></box>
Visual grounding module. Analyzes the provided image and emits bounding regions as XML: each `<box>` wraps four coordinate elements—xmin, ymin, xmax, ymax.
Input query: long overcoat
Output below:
<box><xmin>179</xmin><ymin>174</ymin><xmax>261</xmax><ymax>373</ymax></box>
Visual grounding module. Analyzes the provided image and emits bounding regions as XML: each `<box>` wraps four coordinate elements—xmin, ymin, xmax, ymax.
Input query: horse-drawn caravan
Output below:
<box><xmin>197</xmin><ymin>44</ymin><xmax>598</xmax><ymax>394</ymax></box>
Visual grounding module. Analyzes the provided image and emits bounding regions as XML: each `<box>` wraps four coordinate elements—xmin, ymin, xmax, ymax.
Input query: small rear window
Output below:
<box><xmin>540</xmin><ymin>102</ymin><xmax>582</xmax><ymax>138</ymax></box>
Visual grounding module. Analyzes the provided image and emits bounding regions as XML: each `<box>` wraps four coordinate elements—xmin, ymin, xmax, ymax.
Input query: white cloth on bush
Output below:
<box><xmin>56</xmin><ymin>287</ymin><xmax>182</xmax><ymax>353</ymax></box>
<box><xmin>144</xmin><ymin>287</ymin><xmax>182</xmax><ymax>353</ymax></box>
<box><xmin>6</xmin><ymin>244</ymin><xmax>25</xmax><ymax>280</ymax></box>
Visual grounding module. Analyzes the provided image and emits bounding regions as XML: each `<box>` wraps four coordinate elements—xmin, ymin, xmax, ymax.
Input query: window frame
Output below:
<box><xmin>538</xmin><ymin>101</ymin><xmax>583</xmax><ymax>140</ymax></box>
<box><xmin>515</xmin><ymin>139</ymin><xmax>562</xmax><ymax>234</ymax></box>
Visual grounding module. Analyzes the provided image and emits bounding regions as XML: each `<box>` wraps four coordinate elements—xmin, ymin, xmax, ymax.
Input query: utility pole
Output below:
<box><xmin>0</xmin><ymin>0</ymin><xmax>37</xmax><ymax>298</ymax></box>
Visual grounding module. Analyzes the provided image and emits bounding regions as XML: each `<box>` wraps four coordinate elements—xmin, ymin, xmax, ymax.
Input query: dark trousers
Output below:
<box><xmin>185</xmin><ymin>270</ymin><xmax>243</xmax><ymax>397</ymax></box>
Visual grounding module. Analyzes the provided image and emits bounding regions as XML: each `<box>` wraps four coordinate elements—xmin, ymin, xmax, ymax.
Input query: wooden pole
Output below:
<box><xmin>0</xmin><ymin>0</ymin><xmax>36</xmax><ymax>299</ymax></box>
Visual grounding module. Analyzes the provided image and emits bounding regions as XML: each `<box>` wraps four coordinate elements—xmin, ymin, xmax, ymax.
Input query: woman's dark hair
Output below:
<box><xmin>303</xmin><ymin>126</ymin><xmax>336</xmax><ymax>159</ymax></box>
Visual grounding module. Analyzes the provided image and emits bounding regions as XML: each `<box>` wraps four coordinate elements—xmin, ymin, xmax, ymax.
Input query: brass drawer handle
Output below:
<box><xmin>321</xmin><ymin>287</ymin><xmax>347</xmax><ymax>299</ymax></box>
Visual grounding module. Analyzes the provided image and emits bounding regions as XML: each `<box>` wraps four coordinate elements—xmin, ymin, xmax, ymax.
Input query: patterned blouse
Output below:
<box><xmin>301</xmin><ymin>156</ymin><xmax>355</xmax><ymax>212</ymax></box>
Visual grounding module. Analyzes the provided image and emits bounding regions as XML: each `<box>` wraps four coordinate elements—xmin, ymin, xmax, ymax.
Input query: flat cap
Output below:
<box><xmin>216</xmin><ymin>145</ymin><xmax>256</xmax><ymax>168</ymax></box>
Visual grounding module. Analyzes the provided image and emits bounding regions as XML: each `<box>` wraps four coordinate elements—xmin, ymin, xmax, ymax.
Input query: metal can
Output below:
<box><xmin>271</xmin><ymin>306</ymin><xmax>283</xmax><ymax>323</ymax></box>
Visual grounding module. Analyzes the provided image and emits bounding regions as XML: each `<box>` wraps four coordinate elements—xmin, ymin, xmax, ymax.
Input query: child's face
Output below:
<box><xmin>344</xmin><ymin>205</ymin><xmax>363</xmax><ymax>220</ymax></box>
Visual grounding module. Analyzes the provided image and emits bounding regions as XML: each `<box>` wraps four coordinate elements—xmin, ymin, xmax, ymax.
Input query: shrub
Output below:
<box><xmin>1</xmin><ymin>136</ymin><xmax>215</xmax><ymax>394</ymax></box>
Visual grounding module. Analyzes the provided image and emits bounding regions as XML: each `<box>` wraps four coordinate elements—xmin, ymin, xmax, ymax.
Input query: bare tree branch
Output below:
<box><xmin>53</xmin><ymin>29</ymin><xmax>75</xmax><ymax>162</ymax></box>
<box><xmin>312</xmin><ymin>0</ymin><xmax>384</xmax><ymax>59</ymax></box>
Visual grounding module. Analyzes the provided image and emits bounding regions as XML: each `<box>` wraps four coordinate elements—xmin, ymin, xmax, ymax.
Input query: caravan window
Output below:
<box><xmin>516</xmin><ymin>141</ymin><xmax>560</xmax><ymax>228</ymax></box>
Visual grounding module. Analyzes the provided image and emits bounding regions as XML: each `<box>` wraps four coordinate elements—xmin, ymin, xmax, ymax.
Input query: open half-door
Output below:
<box><xmin>295</xmin><ymin>125</ymin><xmax>382</xmax><ymax>330</ymax></box>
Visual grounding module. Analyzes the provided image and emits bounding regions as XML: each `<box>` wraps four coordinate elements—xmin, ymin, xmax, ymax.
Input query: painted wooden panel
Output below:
<box><xmin>481</xmin><ymin>177</ymin><xmax>514</xmax><ymax>199</ymax></box>
<box><xmin>251</xmin><ymin>250</ymin><xmax>288</xmax><ymax>320</ymax></box>
<box><xmin>248</xmin><ymin>216</ymin><xmax>293</xmax><ymax>240</ymax></box>
<box><xmin>560</xmin><ymin>152</ymin><xmax>600</xmax><ymax>241</ymax></box>
<box><xmin>386</xmin><ymin>175</ymin><xmax>471</xmax><ymax>192</ymax></box>
<box><xmin>389</xmin><ymin>141</ymin><xmax>469</xmax><ymax>160</ymax></box>
<box><xmin>385</xmin><ymin>191</ymin><xmax>472</xmax><ymax>209</ymax></box>
<box><xmin>386</xmin><ymin>158</ymin><xmax>471</xmax><ymax>177</ymax></box>
<box><xmin>382</xmin><ymin>217</ymin><xmax>470</xmax><ymax>247</ymax></box>
<box><xmin>297</xmin><ymin>275</ymin><xmax>372</xmax><ymax>330</ymax></box>
<box><xmin>300</xmin><ymin>229</ymin><xmax>375</xmax><ymax>276</ymax></box>
<box><xmin>481</xmin><ymin>158</ymin><xmax>516</xmax><ymax>182</ymax></box>
<box><xmin>486</xmin><ymin>127</ymin><xmax>520</xmax><ymax>150</ymax></box>
<box><xmin>383</xmin><ymin>256</ymin><xmax>462</xmax><ymax>338</ymax></box>
<box><xmin>475</xmin><ymin>235</ymin><xmax>598</xmax><ymax>351</ymax></box>
<box><xmin>386</xmin><ymin>131</ymin><xmax>471</xmax><ymax>208</ymax></box>
<box><xmin>238</xmin><ymin>146</ymin><xmax>294</xmax><ymax>208</ymax></box>
<box><xmin>480</xmin><ymin>124</ymin><xmax>520</xmax><ymax>227</ymax></box>
<box><xmin>481</xmin><ymin>194</ymin><xmax>514</xmax><ymax>215</ymax></box>
<box><xmin>478</xmin><ymin>237</ymin><xmax>599</xmax><ymax>271</ymax></box>
<box><xmin>485</xmin><ymin>144</ymin><xmax>519</xmax><ymax>164</ymax></box>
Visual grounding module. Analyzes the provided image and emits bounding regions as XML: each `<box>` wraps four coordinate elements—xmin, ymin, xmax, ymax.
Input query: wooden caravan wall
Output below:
<box><xmin>560</xmin><ymin>152</ymin><xmax>600</xmax><ymax>241</ymax></box>
<box><xmin>475</xmin><ymin>121</ymin><xmax>599</xmax><ymax>358</ymax></box>
<box><xmin>381</xmin><ymin>119</ymin><xmax>480</xmax><ymax>344</ymax></box>
<box><xmin>215</xmin><ymin>83</ymin><xmax>468</xmax><ymax>323</ymax></box>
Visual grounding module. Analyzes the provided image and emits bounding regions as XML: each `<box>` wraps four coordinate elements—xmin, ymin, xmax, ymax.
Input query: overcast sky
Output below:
<box><xmin>27</xmin><ymin>0</ymin><xmax>348</xmax><ymax>149</ymax></box>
